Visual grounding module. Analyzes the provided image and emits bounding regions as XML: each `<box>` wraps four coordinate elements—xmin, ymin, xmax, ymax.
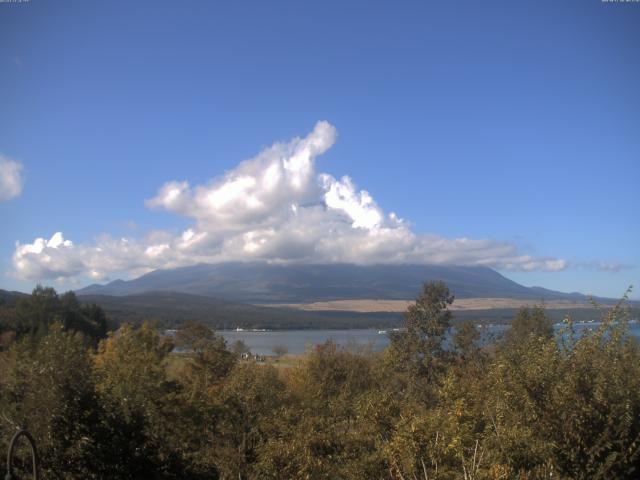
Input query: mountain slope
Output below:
<box><xmin>78</xmin><ymin>291</ymin><xmax>401</xmax><ymax>329</ymax></box>
<box><xmin>0</xmin><ymin>289</ymin><xmax>28</xmax><ymax>306</ymax></box>
<box><xmin>76</xmin><ymin>262</ymin><xmax>586</xmax><ymax>303</ymax></box>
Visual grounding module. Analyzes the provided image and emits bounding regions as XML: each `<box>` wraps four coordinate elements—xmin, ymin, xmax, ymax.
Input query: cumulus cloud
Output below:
<box><xmin>146</xmin><ymin>121</ymin><xmax>337</xmax><ymax>232</ymax></box>
<box><xmin>12</xmin><ymin>121</ymin><xmax>572</xmax><ymax>282</ymax></box>
<box><xmin>321</xmin><ymin>175</ymin><xmax>383</xmax><ymax>229</ymax></box>
<box><xmin>0</xmin><ymin>155</ymin><xmax>24</xmax><ymax>201</ymax></box>
<box><xmin>13</xmin><ymin>232</ymin><xmax>81</xmax><ymax>279</ymax></box>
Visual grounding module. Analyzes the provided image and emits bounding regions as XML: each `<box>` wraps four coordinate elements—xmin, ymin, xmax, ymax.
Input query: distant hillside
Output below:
<box><xmin>0</xmin><ymin>289</ymin><xmax>28</xmax><ymax>306</ymax></box>
<box><xmin>76</xmin><ymin>291</ymin><xmax>626</xmax><ymax>330</ymax></box>
<box><xmin>78</xmin><ymin>291</ymin><xmax>402</xmax><ymax>330</ymax></box>
<box><xmin>76</xmin><ymin>262</ymin><xmax>589</xmax><ymax>303</ymax></box>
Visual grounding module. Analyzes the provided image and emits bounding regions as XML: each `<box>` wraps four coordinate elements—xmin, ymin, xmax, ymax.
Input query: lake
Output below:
<box><xmin>219</xmin><ymin>322</ymin><xmax>640</xmax><ymax>356</ymax></box>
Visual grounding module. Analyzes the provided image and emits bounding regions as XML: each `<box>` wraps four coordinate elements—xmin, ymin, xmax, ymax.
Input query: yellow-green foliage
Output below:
<box><xmin>0</xmin><ymin>284</ymin><xmax>638</xmax><ymax>479</ymax></box>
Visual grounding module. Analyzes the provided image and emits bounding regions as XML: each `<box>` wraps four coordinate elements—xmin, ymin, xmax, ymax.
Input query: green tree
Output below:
<box><xmin>453</xmin><ymin>320</ymin><xmax>481</xmax><ymax>360</ymax></box>
<box><xmin>215</xmin><ymin>362</ymin><xmax>286</xmax><ymax>479</ymax></box>
<box><xmin>0</xmin><ymin>324</ymin><xmax>103</xmax><ymax>479</ymax></box>
<box><xmin>93</xmin><ymin>322</ymin><xmax>193</xmax><ymax>478</ymax></box>
<box><xmin>258</xmin><ymin>341</ymin><xmax>383</xmax><ymax>479</ymax></box>
<box><xmin>0</xmin><ymin>286</ymin><xmax>108</xmax><ymax>345</ymax></box>
<box><xmin>175</xmin><ymin>321</ymin><xmax>236</xmax><ymax>395</ymax></box>
<box><xmin>503</xmin><ymin>305</ymin><xmax>554</xmax><ymax>347</ymax></box>
<box><xmin>387</xmin><ymin>281</ymin><xmax>454</xmax><ymax>392</ymax></box>
<box><xmin>481</xmin><ymin>299</ymin><xmax>640</xmax><ymax>479</ymax></box>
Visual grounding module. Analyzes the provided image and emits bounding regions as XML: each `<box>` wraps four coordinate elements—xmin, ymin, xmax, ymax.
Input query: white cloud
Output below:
<box><xmin>12</xmin><ymin>121</ymin><xmax>572</xmax><ymax>282</ymax></box>
<box><xmin>574</xmin><ymin>261</ymin><xmax>632</xmax><ymax>273</ymax></box>
<box><xmin>146</xmin><ymin>120</ymin><xmax>337</xmax><ymax>232</ymax></box>
<box><xmin>13</xmin><ymin>232</ymin><xmax>81</xmax><ymax>279</ymax></box>
<box><xmin>321</xmin><ymin>174</ymin><xmax>383</xmax><ymax>229</ymax></box>
<box><xmin>0</xmin><ymin>155</ymin><xmax>24</xmax><ymax>201</ymax></box>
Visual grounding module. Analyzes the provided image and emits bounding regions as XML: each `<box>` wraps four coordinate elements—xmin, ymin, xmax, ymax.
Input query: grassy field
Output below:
<box><xmin>264</xmin><ymin>297</ymin><xmax>612</xmax><ymax>313</ymax></box>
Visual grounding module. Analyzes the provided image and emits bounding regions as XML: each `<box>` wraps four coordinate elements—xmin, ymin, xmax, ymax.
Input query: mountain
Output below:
<box><xmin>76</xmin><ymin>262</ymin><xmax>588</xmax><ymax>303</ymax></box>
<box><xmin>0</xmin><ymin>289</ymin><xmax>28</xmax><ymax>306</ymax></box>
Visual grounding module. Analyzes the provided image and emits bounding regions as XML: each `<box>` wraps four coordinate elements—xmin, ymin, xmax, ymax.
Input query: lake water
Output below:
<box><xmin>219</xmin><ymin>322</ymin><xmax>640</xmax><ymax>356</ymax></box>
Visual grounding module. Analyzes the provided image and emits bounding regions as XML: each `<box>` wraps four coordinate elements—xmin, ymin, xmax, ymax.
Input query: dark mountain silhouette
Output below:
<box><xmin>76</xmin><ymin>262</ymin><xmax>591</xmax><ymax>303</ymax></box>
<box><xmin>0</xmin><ymin>289</ymin><xmax>28</xmax><ymax>306</ymax></box>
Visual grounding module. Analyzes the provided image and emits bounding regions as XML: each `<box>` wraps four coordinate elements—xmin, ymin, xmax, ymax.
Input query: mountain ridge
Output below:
<box><xmin>76</xmin><ymin>262</ymin><xmax>596</xmax><ymax>303</ymax></box>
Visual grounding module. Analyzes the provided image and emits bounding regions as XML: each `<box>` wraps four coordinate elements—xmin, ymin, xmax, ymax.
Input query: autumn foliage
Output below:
<box><xmin>0</xmin><ymin>283</ymin><xmax>639</xmax><ymax>479</ymax></box>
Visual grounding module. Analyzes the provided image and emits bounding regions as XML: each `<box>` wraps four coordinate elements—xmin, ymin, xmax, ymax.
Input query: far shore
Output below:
<box><xmin>261</xmin><ymin>297</ymin><xmax>607</xmax><ymax>313</ymax></box>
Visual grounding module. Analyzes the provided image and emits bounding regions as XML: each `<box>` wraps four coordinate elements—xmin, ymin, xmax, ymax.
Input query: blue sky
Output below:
<box><xmin>0</xmin><ymin>0</ymin><xmax>638</xmax><ymax>299</ymax></box>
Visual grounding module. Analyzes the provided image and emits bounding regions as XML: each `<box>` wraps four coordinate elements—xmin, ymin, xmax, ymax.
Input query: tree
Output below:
<box><xmin>175</xmin><ymin>321</ymin><xmax>236</xmax><ymax>394</ymax></box>
<box><xmin>388</xmin><ymin>281</ymin><xmax>454</xmax><ymax>385</ymax></box>
<box><xmin>259</xmin><ymin>341</ymin><xmax>382</xmax><ymax>479</ymax></box>
<box><xmin>231</xmin><ymin>339</ymin><xmax>251</xmax><ymax>356</ymax></box>
<box><xmin>0</xmin><ymin>286</ymin><xmax>108</xmax><ymax>345</ymax></box>
<box><xmin>503</xmin><ymin>305</ymin><xmax>554</xmax><ymax>347</ymax></box>
<box><xmin>453</xmin><ymin>320</ymin><xmax>481</xmax><ymax>359</ymax></box>
<box><xmin>215</xmin><ymin>363</ymin><xmax>286</xmax><ymax>479</ymax></box>
<box><xmin>0</xmin><ymin>324</ymin><xmax>103</xmax><ymax>479</ymax></box>
<box><xmin>174</xmin><ymin>320</ymin><xmax>217</xmax><ymax>353</ymax></box>
<box><xmin>93</xmin><ymin>322</ymin><xmax>183</xmax><ymax>477</ymax></box>
<box><xmin>272</xmin><ymin>344</ymin><xmax>288</xmax><ymax>359</ymax></box>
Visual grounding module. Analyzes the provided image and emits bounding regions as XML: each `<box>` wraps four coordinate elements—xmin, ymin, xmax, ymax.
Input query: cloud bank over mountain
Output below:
<box><xmin>12</xmin><ymin>122</ymin><xmax>568</xmax><ymax>282</ymax></box>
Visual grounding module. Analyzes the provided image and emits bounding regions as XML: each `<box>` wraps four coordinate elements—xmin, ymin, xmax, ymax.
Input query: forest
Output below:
<box><xmin>0</xmin><ymin>283</ymin><xmax>638</xmax><ymax>479</ymax></box>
